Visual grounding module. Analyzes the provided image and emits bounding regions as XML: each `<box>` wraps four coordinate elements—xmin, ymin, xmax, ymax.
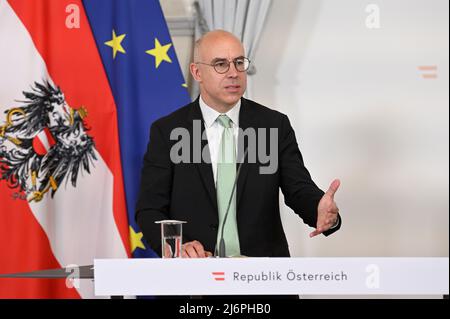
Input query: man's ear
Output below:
<box><xmin>190</xmin><ymin>63</ymin><xmax>201</xmax><ymax>83</ymax></box>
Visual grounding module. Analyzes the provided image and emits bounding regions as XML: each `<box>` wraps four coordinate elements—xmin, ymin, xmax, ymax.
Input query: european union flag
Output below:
<box><xmin>83</xmin><ymin>0</ymin><xmax>191</xmax><ymax>258</ymax></box>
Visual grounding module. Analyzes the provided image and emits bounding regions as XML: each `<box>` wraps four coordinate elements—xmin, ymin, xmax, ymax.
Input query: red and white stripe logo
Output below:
<box><xmin>212</xmin><ymin>272</ymin><xmax>225</xmax><ymax>281</ymax></box>
<box><xmin>32</xmin><ymin>127</ymin><xmax>56</xmax><ymax>156</ymax></box>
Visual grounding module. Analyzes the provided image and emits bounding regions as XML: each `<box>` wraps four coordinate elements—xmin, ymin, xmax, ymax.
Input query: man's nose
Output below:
<box><xmin>226</xmin><ymin>62</ymin><xmax>239</xmax><ymax>77</ymax></box>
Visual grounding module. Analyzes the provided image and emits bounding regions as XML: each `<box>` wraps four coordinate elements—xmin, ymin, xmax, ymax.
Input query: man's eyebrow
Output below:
<box><xmin>211</xmin><ymin>56</ymin><xmax>245</xmax><ymax>63</ymax></box>
<box><xmin>211</xmin><ymin>57</ymin><xmax>227</xmax><ymax>63</ymax></box>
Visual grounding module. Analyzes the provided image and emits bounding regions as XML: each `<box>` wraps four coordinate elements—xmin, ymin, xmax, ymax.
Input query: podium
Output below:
<box><xmin>94</xmin><ymin>257</ymin><xmax>449</xmax><ymax>297</ymax></box>
<box><xmin>1</xmin><ymin>258</ymin><xmax>448</xmax><ymax>298</ymax></box>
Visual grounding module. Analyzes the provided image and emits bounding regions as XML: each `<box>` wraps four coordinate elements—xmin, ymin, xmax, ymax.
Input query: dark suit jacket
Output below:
<box><xmin>136</xmin><ymin>97</ymin><xmax>341</xmax><ymax>257</ymax></box>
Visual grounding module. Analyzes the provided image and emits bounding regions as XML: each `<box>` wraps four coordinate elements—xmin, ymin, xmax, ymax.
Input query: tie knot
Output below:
<box><xmin>217</xmin><ymin>115</ymin><xmax>232</xmax><ymax>128</ymax></box>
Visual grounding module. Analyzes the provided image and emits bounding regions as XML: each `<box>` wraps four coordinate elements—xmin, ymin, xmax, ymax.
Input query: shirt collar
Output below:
<box><xmin>199</xmin><ymin>95</ymin><xmax>240</xmax><ymax>128</ymax></box>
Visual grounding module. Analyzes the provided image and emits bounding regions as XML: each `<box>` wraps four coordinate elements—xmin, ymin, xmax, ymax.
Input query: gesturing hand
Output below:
<box><xmin>310</xmin><ymin>179</ymin><xmax>340</xmax><ymax>238</ymax></box>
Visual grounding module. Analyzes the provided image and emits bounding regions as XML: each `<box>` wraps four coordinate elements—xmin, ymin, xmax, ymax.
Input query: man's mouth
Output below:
<box><xmin>224</xmin><ymin>85</ymin><xmax>241</xmax><ymax>93</ymax></box>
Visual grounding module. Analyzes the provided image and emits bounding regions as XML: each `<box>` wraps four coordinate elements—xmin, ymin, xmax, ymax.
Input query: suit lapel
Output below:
<box><xmin>236</xmin><ymin>98</ymin><xmax>258</xmax><ymax>210</ymax></box>
<box><xmin>186</xmin><ymin>99</ymin><xmax>218</xmax><ymax>212</ymax></box>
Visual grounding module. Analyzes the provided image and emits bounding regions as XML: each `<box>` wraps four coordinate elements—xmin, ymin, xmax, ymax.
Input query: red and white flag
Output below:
<box><xmin>0</xmin><ymin>0</ymin><xmax>130</xmax><ymax>298</ymax></box>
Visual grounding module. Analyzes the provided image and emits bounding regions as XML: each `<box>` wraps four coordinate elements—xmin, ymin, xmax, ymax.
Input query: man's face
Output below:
<box><xmin>191</xmin><ymin>35</ymin><xmax>247</xmax><ymax>109</ymax></box>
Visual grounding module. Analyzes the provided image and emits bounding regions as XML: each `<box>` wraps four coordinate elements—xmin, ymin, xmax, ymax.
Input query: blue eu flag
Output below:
<box><xmin>83</xmin><ymin>0</ymin><xmax>191</xmax><ymax>258</ymax></box>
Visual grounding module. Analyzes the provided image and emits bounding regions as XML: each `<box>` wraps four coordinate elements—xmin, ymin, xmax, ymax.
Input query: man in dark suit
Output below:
<box><xmin>136</xmin><ymin>30</ymin><xmax>341</xmax><ymax>259</ymax></box>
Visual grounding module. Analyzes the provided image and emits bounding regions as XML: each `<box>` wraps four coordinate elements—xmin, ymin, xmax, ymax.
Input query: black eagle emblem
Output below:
<box><xmin>0</xmin><ymin>81</ymin><xmax>97</xmax><ymax>202</ymax></box>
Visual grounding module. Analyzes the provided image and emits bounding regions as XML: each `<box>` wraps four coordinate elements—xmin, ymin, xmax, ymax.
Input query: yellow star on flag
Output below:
<box><xmin>146</xmin><ymin>38</ymin><xmax>172</xmax><ymax>68</ymax></box>
<box><xmin>104</xmin><ymin>30</ymin><xmax>126</xmax><ymax>59</ymax></box>
<box><xmin>129</xmin><ymin>226</ymin><xmax>146</xmax><ymax>253</ymax></box>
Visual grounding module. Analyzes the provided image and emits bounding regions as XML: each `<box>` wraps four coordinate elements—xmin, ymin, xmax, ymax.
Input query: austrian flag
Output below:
<box><xmin>0</xmin><ymin>0</ymin><xmax>130</xmax><ymax>298</ymax></box>
<box><xmin>0</xmin><ymin>0</ymin><xmax>189</xmax><ymax>298</ymax></box>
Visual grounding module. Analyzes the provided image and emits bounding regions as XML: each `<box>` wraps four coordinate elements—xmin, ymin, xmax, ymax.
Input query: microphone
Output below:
<box><xmin>217</xmin><ymin>147</ymin><xmax>248</xmax><ymax>258</ymax></box>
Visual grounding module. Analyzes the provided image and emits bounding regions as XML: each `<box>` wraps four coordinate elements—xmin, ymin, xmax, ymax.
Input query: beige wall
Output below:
<box><xmin>254</xmin><ymin>0</ymin><xmax>449</xmax><ymax>258</ymax></box>
<box><xmin>160</xmin><ymin>0</ymin><xmax>195</xmax><ymax>87</ymax></box>
<box><xmin>162</xmin><ymin>0</ymin><xmax>449</xmax><ymax>258</ymax></box>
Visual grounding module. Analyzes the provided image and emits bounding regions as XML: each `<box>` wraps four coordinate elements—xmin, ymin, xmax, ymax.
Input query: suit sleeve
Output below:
<box><xmin>135</xmin><ymin>121</ymin><xmax>173</xmax><ymax>255</ymax></box>
<box><xmin>278</xmin><ymin>114</ymin><xmax>341</xmax><ymax>236</ymax></box>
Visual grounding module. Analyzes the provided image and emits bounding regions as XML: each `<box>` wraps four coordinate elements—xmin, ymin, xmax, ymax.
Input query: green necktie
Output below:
<box><xmin>216</xmin><ymin>114</ymin><xmax>241</xmax><ymax>257</ymax></box>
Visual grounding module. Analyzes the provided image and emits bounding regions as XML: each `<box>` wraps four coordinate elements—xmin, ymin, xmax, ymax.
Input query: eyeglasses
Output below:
<box><xmin>195</xmin><ymin>57</ymin><xmax>251</xmax><ymax>74</ymax></box>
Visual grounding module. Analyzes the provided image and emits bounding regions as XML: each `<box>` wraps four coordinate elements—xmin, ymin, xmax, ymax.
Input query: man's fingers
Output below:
<box><xmin>182</xmin><ymin>244</ymin><xmax>199</xmax><ymax>258</ymax></box>
<box><xmin>329</xmin><ymin>206</ymin><xmax>339</xmax><ymax>215</ymax></box>
<box><xmin>327</xmin><ymin>218</ymin><xmax>337</xmax><ymax>227</ymax></box>
<box><xmin>314</xmin><ymin>181</ymin><xmax>340</xmax><ymax>238</ymax></box>
<box><xmin>326</xmin><ymin>179</ymin><xmax>341</xmax><ymax>198</ymax></box>
<box><xmin>309</xmin><ymin>229</ymin><xmax>322</xmax><ymax>238</ymax></box>
<box><xmin>191</xmin><ymin>241</ymin><xmax>206</xmax><ymax>257</ymax></box>
<box><xmin>182</xmin><ymin>240</ymin><xmax>207</xmax><ymax>258</ymax></box>
<box><xmin>311</xmin><ymin>218</ymin><xmax>338</xmax><ymax>237</ymax></box>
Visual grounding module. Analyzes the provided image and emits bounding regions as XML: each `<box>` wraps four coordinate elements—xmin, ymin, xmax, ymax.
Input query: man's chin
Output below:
<box><xmin>224</xmin><ymin>99</ymin><xmax>241</xmax><ymax>108</ymax></box>
<box><xmin>224</xmin><ymin>93</ymin><xmax>244</xmax><ymax>105</ymax></box>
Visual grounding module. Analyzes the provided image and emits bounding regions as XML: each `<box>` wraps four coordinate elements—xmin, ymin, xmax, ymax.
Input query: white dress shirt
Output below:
<box><xmin>199</xmin><ymin>96</ymin><xmax>240</xmax><ymax>186</ymax></box>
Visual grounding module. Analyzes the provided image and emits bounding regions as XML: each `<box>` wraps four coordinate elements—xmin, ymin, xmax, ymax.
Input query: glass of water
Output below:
<box><xmin>155</xmin><ymin>220</ymin><xmax>186</xmax><ymax>258</ymax></box>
